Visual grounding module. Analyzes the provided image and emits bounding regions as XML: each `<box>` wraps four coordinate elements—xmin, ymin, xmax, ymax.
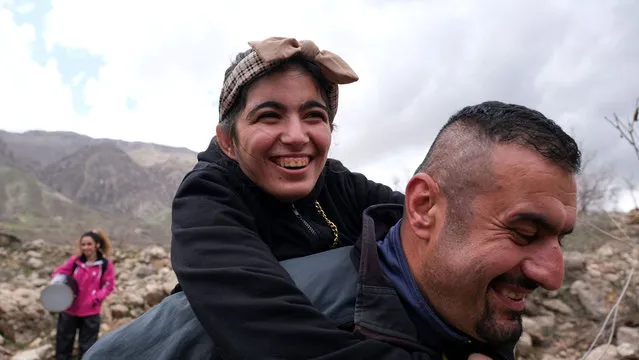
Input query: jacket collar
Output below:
<box><xmin>352</xmin><ymin>204</ymin><xmax>431</xmax><ymax>353</ymax></box>
<box><xmin>78</xmin><ymin>251</ymin><xmax>105</xmax><ymax>264</ymax></box>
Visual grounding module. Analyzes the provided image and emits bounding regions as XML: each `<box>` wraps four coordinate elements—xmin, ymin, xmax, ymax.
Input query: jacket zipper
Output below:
<box><xmin>292</xmin><ymin>203</ymin><xmax>320</xmax><ymax>246</ymax></box>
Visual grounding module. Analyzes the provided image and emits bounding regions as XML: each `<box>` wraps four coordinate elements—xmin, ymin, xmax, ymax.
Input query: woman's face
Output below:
<box><xmin>80</xmin><ymin>236</ymin><xmax>98</xmax><ymax>258</ymax></box>
<box><xmin>218</xmin><ymin>64</ymin><xmax>332</xmax><ymax>201</ymax></box>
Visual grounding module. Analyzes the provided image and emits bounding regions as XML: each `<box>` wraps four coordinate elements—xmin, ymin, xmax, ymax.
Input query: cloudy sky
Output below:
<box><xmin>1</xmin><ymin>0</ymin><xmax>638</xmax><ymax>210</ymax></box>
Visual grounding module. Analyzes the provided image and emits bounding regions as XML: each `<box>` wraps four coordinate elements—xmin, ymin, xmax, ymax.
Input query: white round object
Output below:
<box><xmin>39</xmin><ymin>274</ymin><xmax>78</xmax><ymax>312</ymax></box>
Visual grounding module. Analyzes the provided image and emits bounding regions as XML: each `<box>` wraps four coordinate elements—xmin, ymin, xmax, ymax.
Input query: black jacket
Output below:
<box><xmin>170</xmin><ymin>139</ymin><xmax>407</xmax><ymax>359</ymax></box>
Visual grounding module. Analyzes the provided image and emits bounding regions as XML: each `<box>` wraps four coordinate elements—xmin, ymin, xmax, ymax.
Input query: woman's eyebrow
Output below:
<box><xmin>246</xmin><ymin>101</ymin><xmax>285</xmax><ymax>119</ymax></box>
<box><xmin>246</xmin><ymin>100</ymin><xmax>328</xmax><ymax>119</ymax></box>
<box><xmin>299</xmin><ymin>100</ymin><xmax>328</xmax><ymax>112</ymax></box>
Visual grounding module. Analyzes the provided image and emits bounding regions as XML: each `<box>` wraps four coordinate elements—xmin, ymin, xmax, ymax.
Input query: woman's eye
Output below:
<box><xmin>257</xmin><ymin>112</ymin><xmax>280</xmax><ymax>121</ymax></box>
<box><xmin>306</xmin><ymin>111</ymin><xmax>328</xmax><ymax>121</ymax></box>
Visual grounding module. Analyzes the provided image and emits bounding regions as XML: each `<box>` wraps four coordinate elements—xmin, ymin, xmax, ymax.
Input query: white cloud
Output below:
<box><xmin>0</xmin><ymin>0</ymin><xmax>14</xmax><ymax>8</ymax></box>
<box><xmin>0</xmin><ymin>8</ymin><xmax>77</xmax><ymax>132</ymax></box>
<box><xmin>1</xmin><ymin>0</ymin><xmax>638</xmax><ymax>211</ymax></box>
<box><xmin>38</xmin><ymin>0</ymin><xmax>496</xmax><ymax>152</ymax></box>
<box><xmin>41</xmin><ymin>0</ymin><xmax>380</xmax><ymax>149</ymax></box>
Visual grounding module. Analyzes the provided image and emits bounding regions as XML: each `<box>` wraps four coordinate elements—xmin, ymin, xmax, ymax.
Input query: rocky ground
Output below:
<box><xmin>0</xmin><ymin>210</ymin><xmax>638</xmax><ymax>360</ymax></box>
<box><xmin>0</xmin><ymin>240</ymin><xmax>176</xmax><ymax>360</ymax></box>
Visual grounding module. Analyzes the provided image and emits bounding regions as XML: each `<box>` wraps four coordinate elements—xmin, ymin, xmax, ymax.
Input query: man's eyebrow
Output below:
<box><xmin>246</xmin><ymin>101</ymin><xmax>285</xmax><ymax>119</ymax></box>
<box><xmin>510</xmin><ymin>212</ymin><xmax>574</xmax><ymax>235</ymax></box>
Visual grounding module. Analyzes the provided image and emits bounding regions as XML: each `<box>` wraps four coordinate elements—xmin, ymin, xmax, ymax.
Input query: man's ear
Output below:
<box><xmin>216</xmin><ymin>124</ymin><xmax>236</xmax><ymax>160</ymax></box>
<box><xmin>404</xmin><ymin>173</ymin><xmax>441</xmax><ymax>241</ymax></box>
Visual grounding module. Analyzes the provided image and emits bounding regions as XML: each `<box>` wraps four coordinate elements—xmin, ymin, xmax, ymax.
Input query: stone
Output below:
<box><xmin>583</xmin><ymin>344</ymin><xmax>619</xmax><ymax>360</ymax></box>
<box><xmin>617</xmin><ymin>343</ymin><xmax>636</xmax><ymax>358</ymax></box>
<box><xmin>522</xmin><ymin>315</ymin><xmax>555</xmax><ymax>343</ymax></box>
<box><xmin>616</xmin><ymin>327</ymin><xmax>639</xmax><ymax>356</ymax></box>
<box><xmin>570</xmin><ymin>280</ymin><xmax>609</xmax><ymax>319</ymax></box>
<box><xmin>542</xmin><ymin>299</ymin><xmax>574</xmax><ymax>315</ymax></box>
<box><xmin>10</xmin><ymin>344</ymin><xmax>52</xmax><ymax>360</ymax></box>
<box><xmin>516</xmin><ymin>332</ymin><xmax>533</xmax><ymax>356</ymax></box>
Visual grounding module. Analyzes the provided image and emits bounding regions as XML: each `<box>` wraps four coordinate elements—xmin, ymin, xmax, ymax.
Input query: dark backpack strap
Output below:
<box><xmin>98</xmin><ymin>259</ymin><xmax>109</xmax><ymax>284</ymax></box>
<box><xmin>71</xmin><ymin>257</ymin><xmax>78</xmax><ymax>275</ymax></box>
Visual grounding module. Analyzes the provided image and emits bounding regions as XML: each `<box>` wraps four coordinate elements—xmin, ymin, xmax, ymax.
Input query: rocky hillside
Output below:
<box><xmin>1</xmin><ymin>213</ymin><xmax>638</xmax><ymax>360</ymax></box>
<box><xmin>0</xmin><ymin>130</ymin><xmax>198</xmax><ymax>245</ymax></box>
<box><xmin>0</xmin><ymin>139</ymin><xmax>17</xmax><ymax>169</ymax></box>
<box><xmin>0</xmin><ymin>237</ymin><xmax>176</xmax><ymax>360</ymax></box>
<box><xmin>0</xmin><ymin>165</ymin><xmax>167</xmax><ymax>247</ymax></box>
<box><xmin>40</xmin><ymin>141</ymin><xmax>175</xmax><ymax>222</ymax></box>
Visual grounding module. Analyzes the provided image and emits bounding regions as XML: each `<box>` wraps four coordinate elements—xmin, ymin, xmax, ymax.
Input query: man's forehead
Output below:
<box><xmin>491</xmin><ymin>143</ymin><xmax>550</xmax><ymax>171</ymax></box>
<box><xmin>480</xmin><ymin>144</ymin><xmax>577</xmax><ymax>222</ymax></box>
<box><xmin>489</xmin><ymin>144</ymin><xmax>576</xmax><ymax>188</ymax></box>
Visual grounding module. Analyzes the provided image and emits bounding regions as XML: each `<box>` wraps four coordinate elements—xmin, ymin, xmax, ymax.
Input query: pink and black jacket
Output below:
<box><xmin>51</xmin><ymin>252</ymin><xmax>115</xmax><ymax>317</ymax></box>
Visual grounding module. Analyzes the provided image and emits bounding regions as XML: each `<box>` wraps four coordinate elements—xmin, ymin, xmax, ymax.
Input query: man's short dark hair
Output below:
<box><xmin>414</xmin><ymin>101</ymin><xmax>581</xmax><ymax>235</ymax></box>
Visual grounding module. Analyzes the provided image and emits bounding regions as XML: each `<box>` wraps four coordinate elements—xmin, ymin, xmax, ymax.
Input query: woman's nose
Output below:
<box><xmin>280</xmin><ymin>118</ymin><xmax>309</xmax><ymax>146</ymax></box>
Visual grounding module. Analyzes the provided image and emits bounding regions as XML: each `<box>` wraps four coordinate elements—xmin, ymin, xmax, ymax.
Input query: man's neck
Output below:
<box><xmin>378</xmin><ymin>221</ymin><xmax>473</xmax><ymax>350</ymax></box>
<box><xmin>398</xmin><ymin>222</ymin><xmax>457</xmax><ymax>335</ymax></box>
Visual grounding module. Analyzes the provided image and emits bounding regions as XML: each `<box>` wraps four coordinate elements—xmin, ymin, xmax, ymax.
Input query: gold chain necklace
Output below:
<box><xmin>314</xmin><ymin>200</ymin><xmax>340</xmax><ymax>248</ymax></box>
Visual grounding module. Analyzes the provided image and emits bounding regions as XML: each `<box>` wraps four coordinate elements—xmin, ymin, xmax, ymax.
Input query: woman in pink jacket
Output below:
<box><xmin>51</xmin><ymin>229</ymin><xmax>115</xmax><ymax>360</ymax></box>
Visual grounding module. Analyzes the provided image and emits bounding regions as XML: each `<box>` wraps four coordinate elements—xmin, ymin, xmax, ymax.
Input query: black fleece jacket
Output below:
<box><xmin>170</xmin><ymin>139</ymin><xmax>424</xmax><ymax>359</ymax></box>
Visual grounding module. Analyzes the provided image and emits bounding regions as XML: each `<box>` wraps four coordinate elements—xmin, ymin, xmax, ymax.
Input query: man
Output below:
<box><xmin>84</xmin><ymin>101</ymin><xmax>580</xmax><ymax>359</ymax></box>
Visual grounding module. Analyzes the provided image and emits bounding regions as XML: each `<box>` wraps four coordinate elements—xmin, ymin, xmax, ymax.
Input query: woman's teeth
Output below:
<box><xmin>276</xmin><ymin>157</ymin><xmax>309</xmax><ymax>169</ymax></box>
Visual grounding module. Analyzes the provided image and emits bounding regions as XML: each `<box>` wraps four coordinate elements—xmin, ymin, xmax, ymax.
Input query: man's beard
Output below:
<box><xmin>474</xmin><ymin>301</ymin><xmax>524</xmax><ymax>345</ymax></box>
<box><xmin>474</xmin><ymin>273</ymin><xmax>537</xmax><ymax>345</ymax></box>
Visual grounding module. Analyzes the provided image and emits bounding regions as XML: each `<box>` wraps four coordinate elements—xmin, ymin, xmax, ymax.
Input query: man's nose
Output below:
<box><xmin>280</xmin><ymin>118</ymin><xmax>309</xmax><ymax>146</ymax></box>
<box><xmin>521</xmin><ymin>240</ymin><xmax>564</xmax><ymax>291</ymax></box>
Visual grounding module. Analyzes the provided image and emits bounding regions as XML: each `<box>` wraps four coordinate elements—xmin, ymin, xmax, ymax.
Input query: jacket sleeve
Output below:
<box><xmin>170</xmin><ymin>166</ymin><xmax>432</xmax><ymax>360</ymax></box>
<box><xmin>96</xmin><ymin>261</ymin><xmax>115</xmax><ymax>302</ymax></box>
<box><xmin>51</xmin><ymin>256</ymin><xmax>76</xmax><ymax>278</ymax></box>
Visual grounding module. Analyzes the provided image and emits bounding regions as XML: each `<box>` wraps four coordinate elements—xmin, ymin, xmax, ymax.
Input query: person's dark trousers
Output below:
<box><xmin>56</xmin><ymin>312</ymin><xmax>101</xmax><ymax>360</ymax></box>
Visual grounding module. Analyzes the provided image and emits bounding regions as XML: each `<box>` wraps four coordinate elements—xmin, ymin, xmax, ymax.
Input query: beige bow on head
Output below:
<box><xmin>248</xmin><ymin>37</ymin><xmax>359</xmax><ymax>84</ymax></box>
<box><xmin>219</xmin><ymin>37</ymin><xmax>359</xmax><ymax>121</ymax></box>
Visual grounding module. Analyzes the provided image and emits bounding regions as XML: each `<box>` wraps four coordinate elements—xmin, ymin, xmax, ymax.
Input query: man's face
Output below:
<box><xmin>424</xmin><ymin>144</ymin><xmax>577</xmax><ymax>345</ymax></box>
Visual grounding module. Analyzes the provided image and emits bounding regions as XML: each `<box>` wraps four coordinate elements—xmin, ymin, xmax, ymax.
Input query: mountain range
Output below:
<box><xmin>0</xmin><ymin>130</ymin><xmax>199</xmax><ymax>245</ymax></box>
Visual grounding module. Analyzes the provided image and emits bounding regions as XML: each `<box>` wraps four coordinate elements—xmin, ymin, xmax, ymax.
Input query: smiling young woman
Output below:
<box><xmin>217</xmin><ymin>62</ymin><xmax>333</xmax><ymax>201</ymax></box>
<box><xmin>169</xmin><ymin>37</ymin><xmax>409</xmax><ymax>359</ymax></box>
<box><xmin>49</xmin><ymin>229</ymin><xmax>115</xmax><ymax>360</ymax></box>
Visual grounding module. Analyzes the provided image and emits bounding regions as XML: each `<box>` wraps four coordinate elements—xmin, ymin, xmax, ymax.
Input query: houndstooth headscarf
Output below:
<box><xmin>218</xmin><ymin>37</ymin><xmax>359</xmax><ymax>122</ymax></box>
